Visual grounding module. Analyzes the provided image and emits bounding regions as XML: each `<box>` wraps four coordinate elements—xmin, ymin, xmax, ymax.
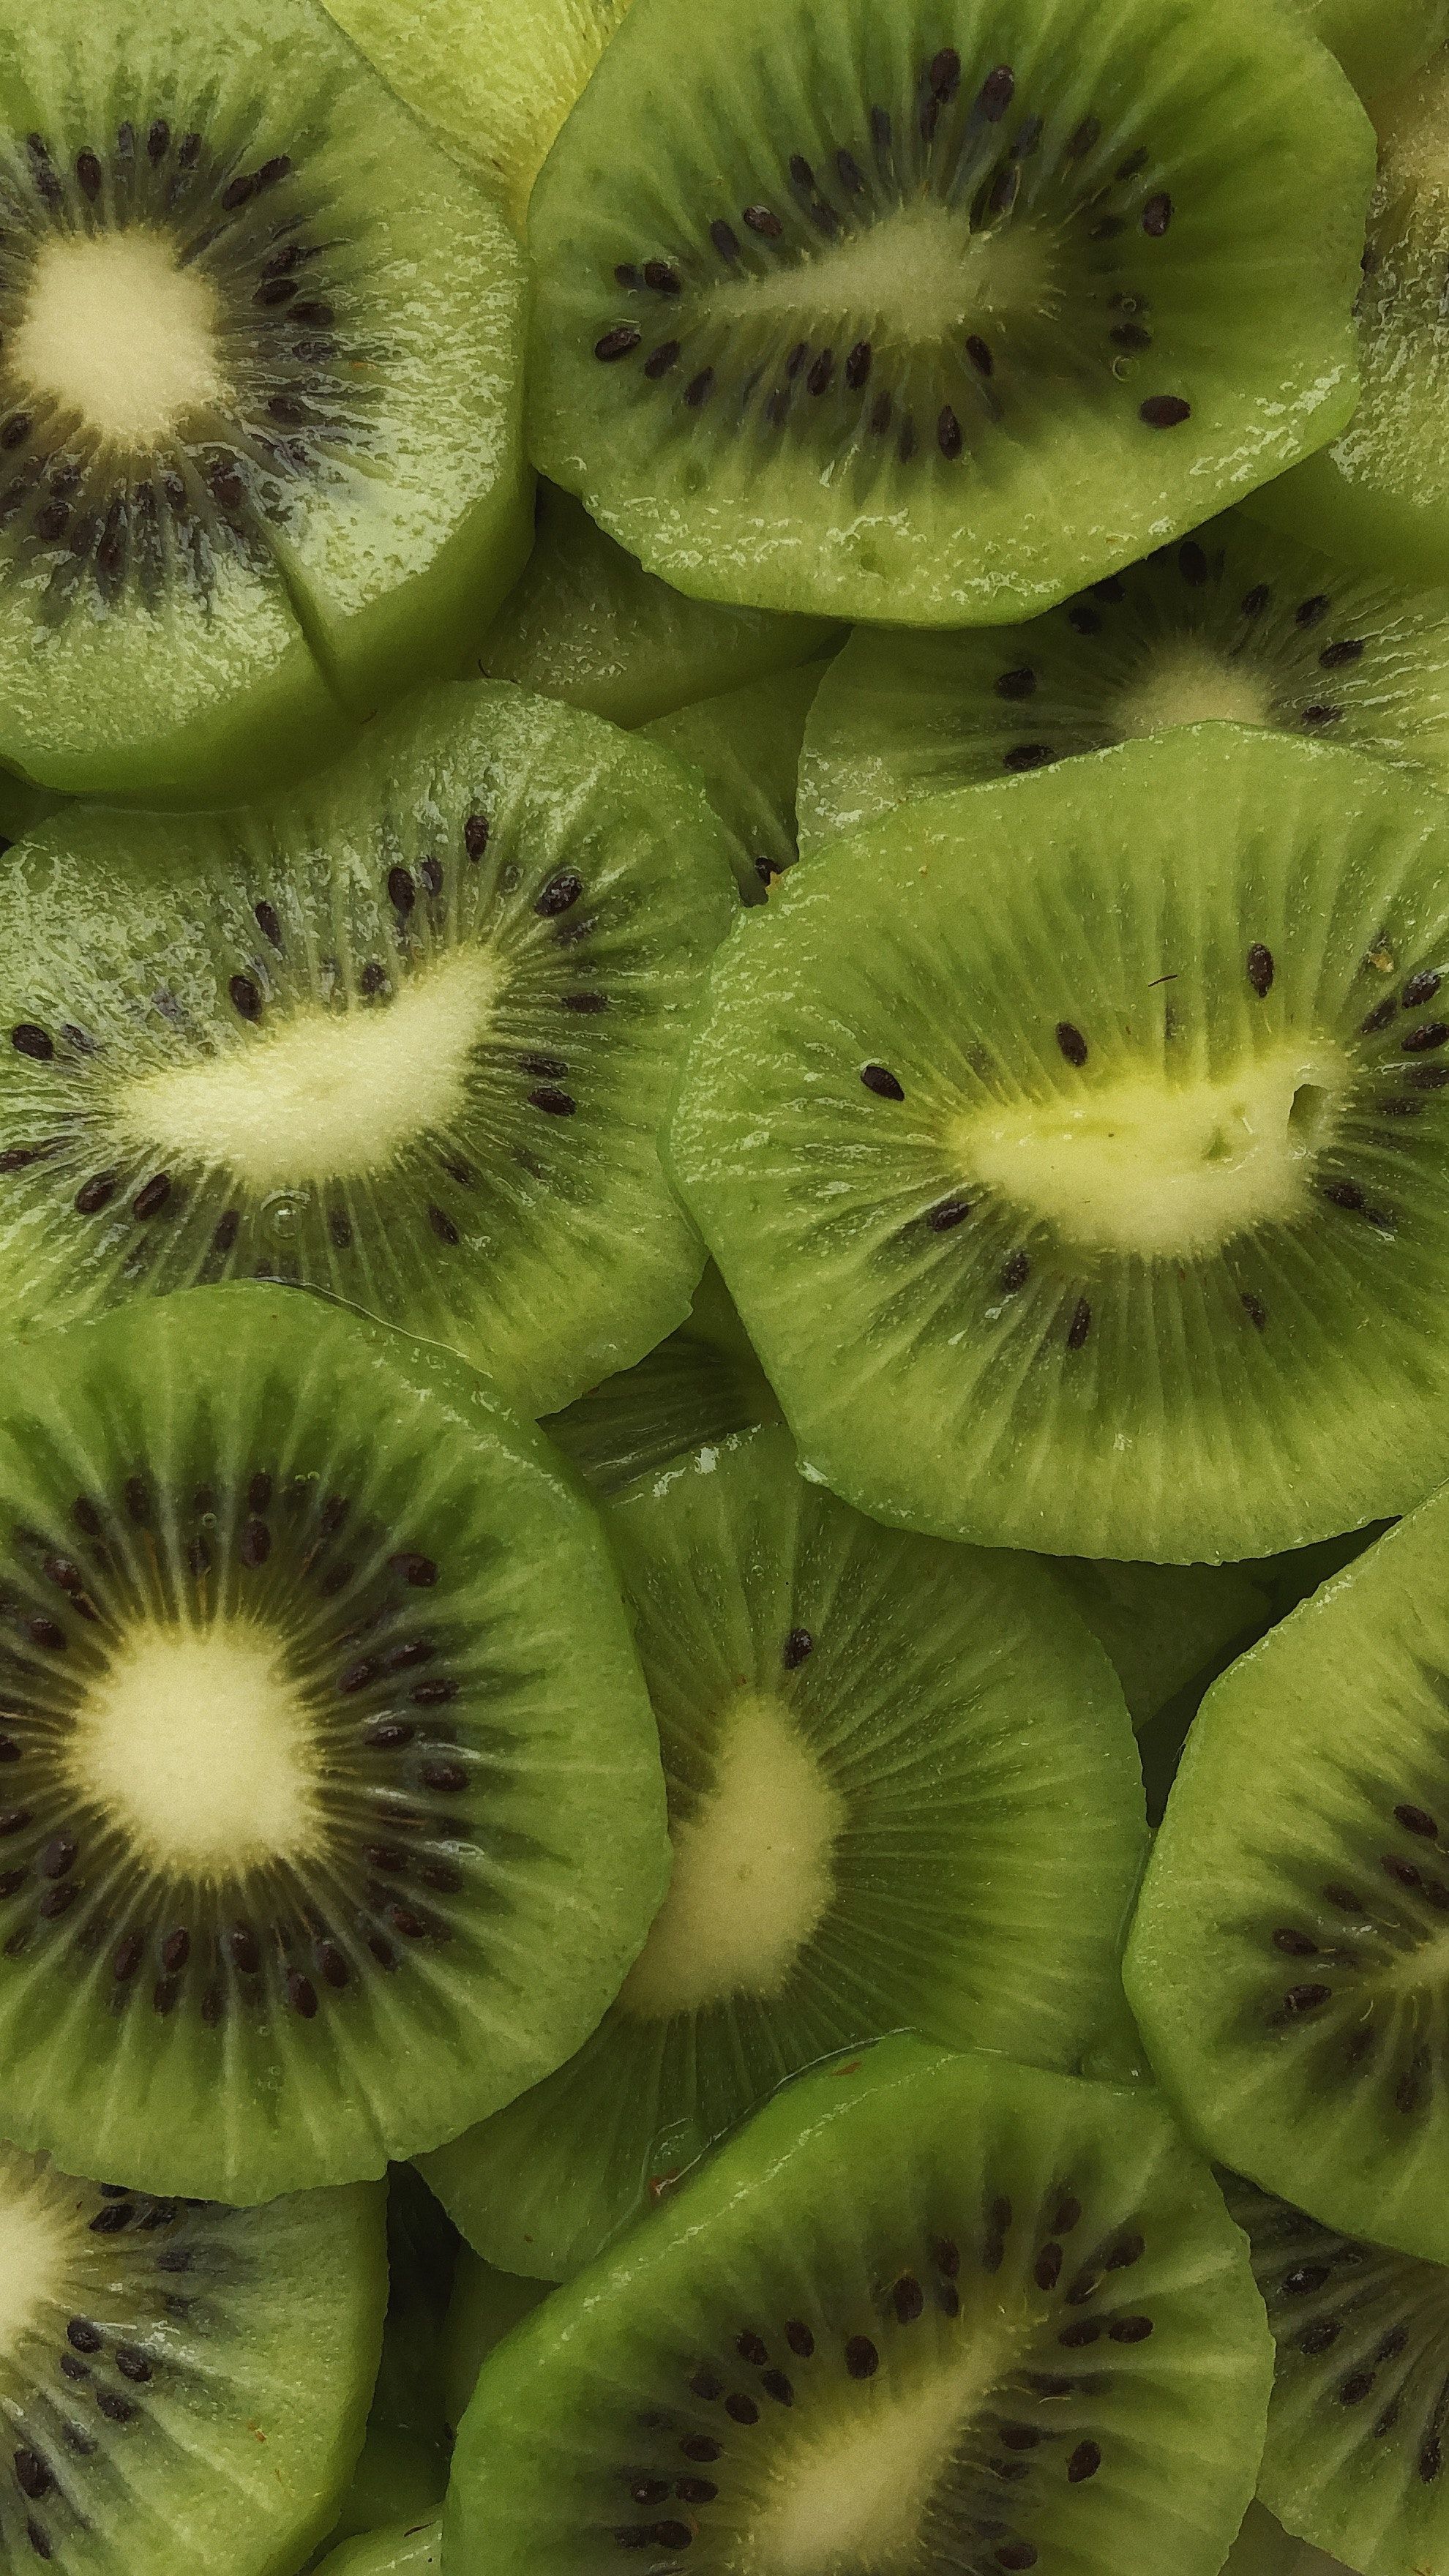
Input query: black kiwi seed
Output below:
<box><xmin>844</xmin><ymin>2335</ymin><xmax>878</xmax><ymax>2378</ymax></box>
<box><xmin>995</xmin><ymin>668</ymin><xmax>1036</xmax><ymax>700</ymax></box>
<box><xmin>1139</xmin><ymin>396</ymin><xmax>1191</xmax><ymax>428</ymax></box>
<box><xmin>1246</xmin><ymin>943</ymin><xmax>1275</xmax><ymax>997</ymax></box>
<box><xmin>860</xmin><ymin>1063</ymin><xmax>905</xmax><ymax>1101</ymax></box>
<box><xmin>1055</xmin><ymin>1022</ymin><xmax>1088</xmax><ymax>1066</ymax></box>
<box><xmin>782</xmin><ymin>1628</ymin><xmax>813</xmax><ymax>1667</ymax></box>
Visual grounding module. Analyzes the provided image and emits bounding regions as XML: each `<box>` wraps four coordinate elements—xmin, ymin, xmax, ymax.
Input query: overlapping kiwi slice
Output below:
<box><xmin>476</xmin><ymin>484</ymin><xmax>835</xmax><ymax>729</ymax></box>
<box><xmin>544</xmin><ymin>1268</ymin><xmax>784</xmax><ymax>1498</ymax></box>
<box><xmin>798</xmin><ymin>512</ymin><xmax>1449</xmax><ymax>855</ymax></box>
<box><xmin>0</xmin><ymin>0</ymin><xmax>531</xmax><ymax>804</ymax></box>
<box><xmin>0</xmin><ymin>2144</ymin><xmax>383</xmax><ymax>2573</ymax></box>
<box><xmin>321</xmin><ymin>0</ymin><xmax>632</xmax><ymax>236</ymax></box>
<box><xmin>446</xmin><ymin>2035</ymin><xmax>1273</xmax><ymax>2576</ymax></box>
<box><xmin>323</xmin><ymin>2171</ymin><xmax>457</xmax><ymax>2545</ymax></box>
<box><xmin>1052</xmin><ymin>1559</ymin><xmax>1269</xmax><ymax>1733</ymax></box>
<box><xmin>421</xmin><ymin>1424</ymin><xmax>1145</xmax><ymax>2279</ymax></box>
<box><xmin>0</xmin><ymin>1285</ymin><xmax>669</xmax><ymax>2204</ymax></box>
<box><xmin>669</xmin><ymin>726</ymin><xmax>1449</xmax><ymax>1562</ymax></box>
<box><xmin>1126</xmin><ymin>1487</ymin><xmax>1449</xmax><ymax>2264</ymax></box>
<box><xmin>0</xmin><ymin>680</ymin><xmax>735</xmax><ymax>1417</ymax></box>
<box><xmin>1292</xmin><ymin>0</ymin><xmax>1449</xmax><ymax>102</ymax></box>
<box><xmin>1229</xmin><ymin>2172</ymin><xmax>1449</xmax><ymax>2576</ymax></box>
<box><xmin>1251</xmin><ymin>45</ymin><xmax>1449</xmax><ymax>586</ymax></box>
<box><xmin>646</xmin><ymin>662</ymin><xmax>825</xmax><ymax>902</ymax></box>
<box><xmin>527</xmin><ymin>0</ymin><xmax>1371</xmax><ymax>625</ymax></box>
<box><xmin>443</xmin><ymin>2250</ymin><xmax>552</xmax><ymax>2430</ymax></box>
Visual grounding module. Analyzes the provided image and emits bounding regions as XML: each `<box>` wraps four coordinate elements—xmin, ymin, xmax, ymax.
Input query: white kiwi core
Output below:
<box><xmin>619</xmin><ymin>1694</ymin><xmax>843</xmax><ymax>2018</ymax></box>
<box><xmin>957</xmin><ymin>1040</ymin><xmax>1349</xmax><ymax>1258</ymax></box>
<box><xmin>67</xmin><ymin>1625</ymin><xmax>323</xmax><ymax>1876</ymax></box>
<box><xmin>111</xmin><ymin>951</ymin><xmax>501</xmax><ymax>1188</ymax></box>
<box><xmin>1112</xmin><ymin>640</ymin><xmax>1272</xmax><ymax>738</ymax></box>
<box><xmin>753</xmin><ymin>2327</ymin><xmax>1019</xmax><ymax>2575</ymax></box>
<box><xmin>708</xmin><ymin>200</ymin><xmax>1052</xmax><ymax>345</ymax></box>
<box><xmin>0</xmin><ymin>2159</ymin><xmax>72</xmax><ymax>2360</ymax></box>
<box><xmin>11</xmin><ymin>231</ymin><xmax>228</xmax><ymax>445</ymax></box>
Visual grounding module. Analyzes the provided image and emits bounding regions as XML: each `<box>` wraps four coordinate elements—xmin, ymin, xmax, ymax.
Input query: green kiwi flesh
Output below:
<box><xmin>446</xmin><ymin>2034</ymin><xmax>1273</xmax><ymax>2576</ymax></box>
<box><xmin>1249</xmin><ymin>48</ymin><xmax>1449</xmax><ymax>589</ymax></box>
<box><xmin>312</xmin><ymin>2524</ymin><xmax>441</xmax><ymax>2576</ymax></box>
<box><xmin>420</xmin><ymin>1424</ymin><xmax>1145</xmax><ymax>2279</ymax></box>
<box><xmin>1229</xmin><ymin>2171</ymin><xmax>1449</xmax><ymax>2576</ymax></box>
<box><xmin>1049</xmin><ymin>1559</ymin><xmax>1270</xmax><ymax>1731</ymax></box>
<box><xmin>0</xmin><ymin>2146</ymin><xmax>383</xmax><ymax>2573</ymax></box>
<box><xmin>646</xmin><ymin>662</ymin><xmax>826</xmax><ymax>902</ymax></box>
<box><xmin>0</xmin><ymin>768</ymin><xmax>65</xmax><ymax>851</ymax></box>
<box><xmin>442</xmin><ymin>2249</ymin><xmax>552</xmax><ymax>2431</ymax></box>
<box><xmin>1126</xmin><ymin>1490</ymin><xmax>1449</xmax><ymax>2264</ymax></box>
<box><xmin>322</xmin><ymin>2172</ymin><xmax>457</xmax><ymax>2546</ymax></box>
<box><xmin>798</xmin><ymin>511</ymin><xmax>1449</xmax><ymax>855</ymax></box>
<box><xmin>1285</xmin><ymin>0</ymin><xmax>1449</xmax><ymax>102</ymax></box>
<box><xmin>0</xmin><ymin>680</ymin><xmax>735</xmax><ymax>1419</ymax></box>
<box><xmin>0</xmin><ymin>1284</ymin><xmax>669</xmax><ymax>2203</ymax></box>
<box><xmin>476</xmin><ymin>484</ymin><xmax>836</xmax><ymax>729</ymax></box>
<box><xmin>527</xmin><ymin>0</ymin><xmax>1371</xmax><ymax>624</ymax></box>
<box><xmin>544</xmin><ymin>1267</ymin><xmax>784</xmax><ymax>1497</ymax></box>
<box><xmin>1225</xmin><ymin>2504</ymin><xmax>1350</xmax><ymax>2576</ymax></box>
<box><xmin>0</xmin><ymin>0</ymin><xmax>531</xmax><ymax>804</ymax></box>
<box><xmin>668</xmin><ymin>726</ymin><xmax>1449</xmax><ymax>1562</ymax></box>
<box><xmin>319</xmin><ymin>0</ymin><xmax>633</xmax><ymax>236</ymax></box>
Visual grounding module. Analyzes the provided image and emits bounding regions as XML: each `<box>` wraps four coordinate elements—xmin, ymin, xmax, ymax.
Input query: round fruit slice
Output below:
<box><xmin>798</xmin><ymin>513</ymin><xmax>1449</xmax><ymax>855</ymax></box>
<box><xmin>1249</xmin><ymin>47</ymin><xmax>1449</xmax><ymax>588</ymax></box>
<box><xmin>420</xmin><ymin>1426</ymin><xmax>1145</xmax><ymax>2278</ymax></box>
<box><xmin>1126</xmin><ymin>1491</ymin><xmax>1449</xmax><ymax>2264</ymax></box>
<box><xmin>0</xmin><ymin>680</ymin><xmax>735</xmax><ymax>1418</ymax></box>
<box><xmin>1229</xmin><ymin>2172</ymin><xmax>1449</xmax><ymax>2576</ymax></box>
<box><xmin>527</xmin><ymin>0</ymin><xmax>1371</xmax><ymax>625</ymax></box>
<box><xmin>0</xmin><ymin>1284</ymin><xmax>668</xmax><ymax>2203</ymax></box>
<box><xmin>0</xmin><ymin>2149</ymin><xmax>383</xmax><ymax>2574</ymax></box>
<box><xmin>476</xmin><ymin>484</ymin><xmax>835</xmax><ymax>729</ymax></box>
<box><xmin>446</xmin><ymin>2035</ymin><xmax>1273</xmax><ymax>2576</ymax></box>
<box><xmin>647</xmin><ymin>661</ymin><xmax>825</xmax><ymax>901</ymax></box>
<box><xmin>0</xmin><ymin>0</ymin><xmax>532</xmax><ymax>805</ymax></box>
<box><xmin>668</xmin><ymin>725</ymin><xmax>1449</xmax><ymax>1562</ymax></box>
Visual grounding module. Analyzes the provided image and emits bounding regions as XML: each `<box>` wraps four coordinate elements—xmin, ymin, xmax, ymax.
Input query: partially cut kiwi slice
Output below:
<box><xmin>0</xmin><ymin>0</ymin><xmax>531</xmax><ymax>804</ymax></box>
<box><xmin>446</xmin><ymin>2034</ymin><xmax>1273</xmax><ymax>2576</ymax></box>
<box><xmin>668</xmin><ymin>725</ymin><xmax>1449</xmax><ymax>1562</ymax></box>
<box><xmin>1250</xmin><ymin>48</ymin><xmax>1449</xmax><ymax>588</ymax></box>
<box><xmin>320</xmin><ymin>0</ymin><xmax>632</xmax><ymax>236</ymax></box>
<box><xmin>527</xmin><ymin>0</ymin><xmax>1371</xmax><ymax>625</ymax></box>
<box><xmin>0</xmin><ymin>680</ymin><xmax>735</xmax><ymax>1418</ymax></box>
<box><xmin>476</xmin><ymin>484</ymin><xmax>835</xmax><ymax>729</ymax></box>
<box><xmin>420</xmin><ymin>1425</ymin><xmax>1145</xmax><ymax>2279</ymax></box>
<box><xmin>798</xmin><ymin>512</ymin><xmax>1449</xmax><ymax>855</ymax></box>
<box><xmin>0</xmin><ymin>1285</ymin><xmax>668</xmax><ymax>2204</ymax></box>
<box><xmin>646</xmin><ymin>662</ymin><xmax>825</xmax><ymax>902</ymax></box>
<box><xmin>0</xmin><ymin>2146</ymin><xmax>383</xmax><ymax>2573</ymax></box>
<box><xmin>544</xmin><ymin>1269</ymin><xmax>784</xmax><ymax>1499</ymax></box>
<box><xmin>1229</xmin><ymin>2171</ymin><xmax>1449</xmax><ymax>2576</ymax></box>
<box><xmin>1126</xmin><ymin>1488</ymin><xmax>1449</xmax><ymax>2264</ymax></box>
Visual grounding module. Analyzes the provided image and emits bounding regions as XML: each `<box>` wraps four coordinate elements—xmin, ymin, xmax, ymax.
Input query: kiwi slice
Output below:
<box><xmin>544</xmin><ymin>1268</ymin><xmax>784</xmax><ymax>1498</ymax></box>
<box><xmin>1051</xmin><ymin>1560</ymin><xmax>1270</xmax><ymax>1732</ymax></box>
<box><xmin>1226</xmin><ymin>2504</ymin><xmax>1349</xmax><ymax>2576</ymax></box>
<box><xmin>1250</xmin><ymin>48</ymin><xmax>1449</xmax><ymax>589</ymax></box>
<box><xmin>320</xmin><ymin>0</ymin><xmax>632</xmax><ymax>236</ymax></box>
<box><xmin>314</xmin><ymin>2526</ymin><xmax>441</xmax><ymax>2576</ymax></box>
<box><xmin>1123</xmin><ymin>1487</ymin><xmax>1449</xmax><ymax>2264</ymax></box>
<box><xmin>420</xmin><ymin>1423</ymin><xmax>1145</xmax><ymax>2279</ymax></box>
<box><xmin>325</xmin><ymin>2172</ymin><xmax>457</xmax><ymax>2546</ymax></box>
<box><xmin>0</xmin><ymin>0</ymin><xmax>531</xmax><ymax>807</ymax></box>
<box><xmin>0</xmin><ymin>767</ymin><xmax>65</xmax><ymax>851</ymax></box>
<box><xmin>1287</xmin><ymin>0</ymin><xmax>1449</xmax><ymax>102</ymax></box>
<box><xmin>476</xmin><ymin>484</ymin><xmax>836</xmax><ymax>730</ymax></box>
<box><xmin>0</xmin><ymin>679</ymin><xmax>734</xmax><ymax>1418</ymax></box>
<box><xmin>669</xmin><ymin>724</ymin><xmax>1449</xmax><ymax>1562</ymax></box>
<box><xmin>442</xmin><ymin>2250</ymin><xmax>552</xmax><ymax>2432</ymax></box>
<box><xmin>446</xmin><ymin>2034</ymin><xmax>1273</xmax><ymax>2576</ymax></box>
<box><xmin>0</xmin><ymin>1283</ymin><xmax>669</xmax><ymax>2204</ymax></box>
<box><xmin>526</xmin><ymin>0</ymin><xmax>1371</xmax><ymax>626</ymax></box>
<box><xmin>1229</xmin><ymin>2171</ymin><xmax>1449</xmax><ymax>2576</ymax></box>
<box><xmin>0</xmin><ymin>2144</ymin><xmax>383</xmax><ymax>2572</ymax></box>
<box><xmin>797</xmin><ymin>512</ymin><xmax>1449</xmax><ymax>857</ymax></box>
<box><xmin>646</xmin><ymin>662</ymin><xmax>825</xmax><ymax>902</ymax></box>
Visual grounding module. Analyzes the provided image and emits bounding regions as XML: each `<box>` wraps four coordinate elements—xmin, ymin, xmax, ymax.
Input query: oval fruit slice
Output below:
<box><xmin>669</xmin><ymin>725</ymin><xmax>1449</xmax><ymax>1561</ymax></box>
<box><xmin>0</xmin><ymin>1285</ymin><xmax>668</xmax><ymax>2202</ymax></box>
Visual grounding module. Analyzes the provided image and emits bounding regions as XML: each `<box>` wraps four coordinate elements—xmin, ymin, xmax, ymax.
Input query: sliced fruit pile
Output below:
<box><xmin>0</xmin><ymin>0</ymin><xmax>1444</xmax><ymax>2572</ymax></box>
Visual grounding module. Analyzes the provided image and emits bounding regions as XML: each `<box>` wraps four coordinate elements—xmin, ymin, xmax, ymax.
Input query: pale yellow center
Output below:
<box><xmin>67</xmin><ymin>1626</ymin><xmax>323</xmax><ymax>1876</ymax></box>
<box><xmin>0</xmin><ymin>2155</ymin><xmax>70</xmax><ymax>2358</ymax></box>
<box><xmin>12</xmin><ymin>231</ymin><xmax>228</xmax><ymax>444</ymax></box>
<box><xmin>707</xmin><ymin>201</ymin><xmax>1049</xmax><ymax>343</ymax></box>
<box><xmin>111</xmin><ymin>951</ymin><xmax>499</xmax><ymax>1188</ymax></box>
<box><xmin>1112</xmin><ymin>640</ymin><xmax>1272</xmax><ymax>740</ymax></box>
<box><xmin>958</xmin><ymin>1041</ymin><xmax>1347</xmax><ymax>1257</ymax></box>
<box><xmin>753</xmin><ymin>2325</ymin><xmax>1017</xmax><ymax>2576</ymax></box>
<box><xmin>620</xmin><ymin>1694</ymin><xmax>843</xmax><ymax>2018</ymax></box>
